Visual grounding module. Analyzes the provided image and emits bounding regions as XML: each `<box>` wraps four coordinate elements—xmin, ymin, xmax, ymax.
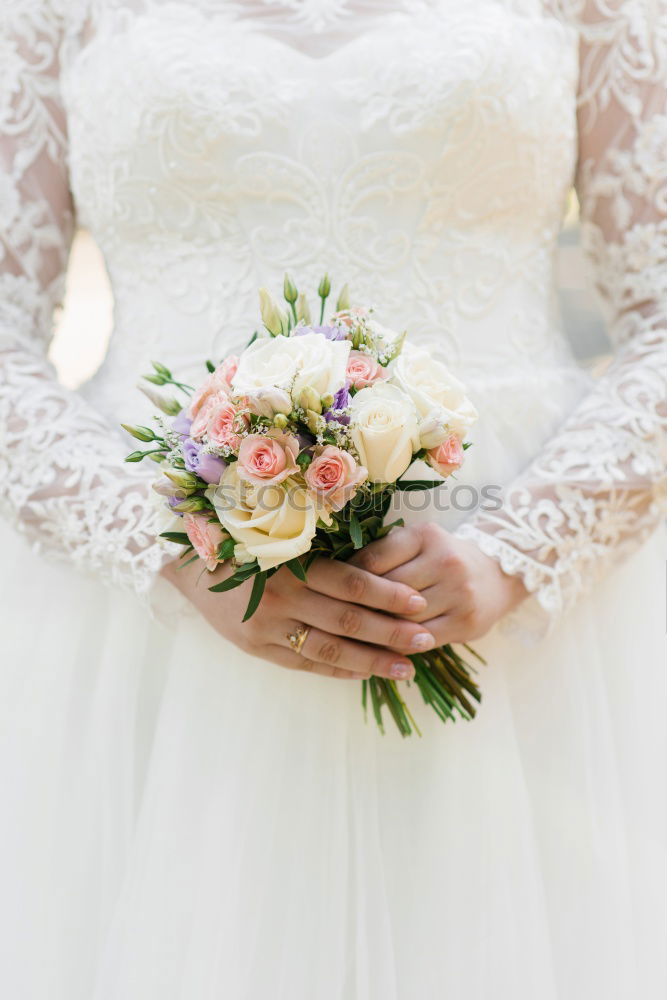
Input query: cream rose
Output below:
<box><xmin>209</xmin><ymin>464</ymin><xmax>330</xmax><ymax>572</ymax></box>
<box><xmin>391</xmin><ymin>344</ymin><xmax>478</xmax><ymax>444</ymax></box>
<box><xmin>231</xmin><ymin>333</ymin><xmax>350</xmax><ymax>402</ymax></box>
<box><xmin>348</xmin><ymin>383</ymin><xmax>420</xmax><ymax>484</ymax></box>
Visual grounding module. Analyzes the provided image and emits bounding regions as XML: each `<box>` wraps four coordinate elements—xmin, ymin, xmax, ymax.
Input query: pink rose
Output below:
<box><xmin>304</xmin><ymin>445</ymin><xmax>367</xmax><ymax>511</ymax></box>
<box><xmin>346</xmin><ymin>350</ymin><xmax>388</xmax><ymax>389</ymax></box>
<box><xmin>237</xmin><ymin>431</ymin><xmax>300</xmax><ymax>486</ymax></box>
<box><xmin>189</xmin><ymin>372</ymin><xmax>229</xmax><ymax>418</ymax></box>
<box><xmin>207</xmin><ymin>398</ymin><xmax>248</xmax><ymax>453</ymax></box>
<box><xmin>215</xmin><ymin>354</ymin><xmax>239</xmax><ymax>389</ymax></box>
<box><xmin>183</xmin><ymin>514</ymin><xmax>226</xmax><ymax>572</ymax></box>
<box><xmin>427</xmin><ymin>434</ymin><xmax>464</xmax><ymax>478</ymax></box>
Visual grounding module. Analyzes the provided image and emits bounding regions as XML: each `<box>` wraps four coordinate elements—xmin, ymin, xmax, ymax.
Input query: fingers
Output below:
<box><xmin>349</xmin><ymin>525</ymin><xmax>423</xmax><ymax>576</ymax></box>
<box><xmin>263</xmin><ymin>644</ymin><xmax>368</xmax><ymax>680</ymax></box>
<box><xmin>306</xmin><ymin>558</ymin><xmax>427</xmax><ymax>617</ymax></box>
<box><xmin>297</xmin><ymin>590</ymin><xmax>435</xmax><ymax>654</ymax></box>
<box><xmin>284</xmin><ymin>623</ymin><xmax>416</xmax><ymax>681</ymax></box>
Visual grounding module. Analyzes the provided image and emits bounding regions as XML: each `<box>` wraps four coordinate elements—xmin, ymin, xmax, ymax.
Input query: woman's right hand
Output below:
<box><xmin>161</xmin><ymin>556</ymin><xmax>436</xmax><ymax>681</ymax></box>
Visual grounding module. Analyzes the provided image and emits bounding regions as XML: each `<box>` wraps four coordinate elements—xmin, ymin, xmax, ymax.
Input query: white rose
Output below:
<box><xmin>231</xmin><ymin>333</ymin><xmax>350</xmax><ymax>403</ymax></box>
<box><xmin>391</xmin><ymin>344</ymin><xmax>478</xmax><ymax>445</ymax></box>
<box><xmin>208</xmin><ymin>464</ymin><xmax>330</xmax><ymax>572</ymax></box>
<box><xmin>349</xmin><ymin>383</ymin><xmax>420</xmax><ymax>484</ymax></box>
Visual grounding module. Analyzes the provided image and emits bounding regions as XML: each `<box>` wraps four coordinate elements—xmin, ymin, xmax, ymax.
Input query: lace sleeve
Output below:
<box><xmin>456</xmin><ymin>0</ymin><xmax>667</xmax><ymax>626</ymax></box>
<box><xmin>0</xmin><ymin>6</ymin><xmax>178</xmax><ymax>597</ymax></box>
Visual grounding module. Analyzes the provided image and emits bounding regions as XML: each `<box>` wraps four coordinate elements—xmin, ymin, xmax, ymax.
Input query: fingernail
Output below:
<box><xmin>408</xmin><ymin>594</ymin><xmax>427</xmax><ymax>611</ymax></box>
<box><xmin>411</xmin><ymin>632</ymin><xmax>434</xmax><ymax>651</ymax></box>
<box><xmin>390</xmin><ymin>661</ymin><xmax>414</xmax><ymax>680</ymax></box>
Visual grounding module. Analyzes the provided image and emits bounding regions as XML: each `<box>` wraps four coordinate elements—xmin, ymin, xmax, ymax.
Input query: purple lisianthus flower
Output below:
<box><xmin>182</xmin><ymin>437</ymin><xmax>227</xmax><ymax>485</ymax></box>
<box><xmin>172</xmin><ymin>409</ymin><xmax>193</xmax><ymax>438</ymax></box>
<box><xmin>294</xmin><ymin>323</ymin><xmax>348</xmax><ymax>342</ymax></box>
<box><xmin>324</xmin><ymin>380</ymin><xmax>351</xmax><ymax>425</ymax></box>
<box><xmin>167</xmin><ymin>496</ymin><xmax>183</xmax><ymax>512</ymax></box>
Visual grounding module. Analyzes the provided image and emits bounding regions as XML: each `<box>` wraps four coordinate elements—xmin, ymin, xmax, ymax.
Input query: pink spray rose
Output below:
<box><xmin>305</xmin><ymin>445</ymin><xmax>367</xmax><ymax>511</ymax></box>
<box><xmin>190</xmin><ymin>392</ymin><xmax>223</xmax><ymax>440</ymax></box>
<box><xmin>346</xmin><ymin>350</ymin><xmax>388</xmax><ymax>389</ymax></box>
<box><xmin>237</xmin><ymin>431</ymin><xmax>300</xmax><ymax>486</ymax></box>
<box><xmin>189</xmin><ymin>371</ymin><xmax>229</xmax><ymax>418</ymax></box>
<box><xmin>215</xmin><ymin>354</ymin><xmax>239</xmax><ymax>389</ymax></box>
<box><xmin>183</xmin><ymin>514</ymin><xmax>226</xmax><ymax>572</ymax></box>
<box><xmin>206</xmin><ymin>398</ymin><xmax>248</xmax><ymax>453</ymax></box>
<box><xmin>427</xmin><ymin>434</ymin><xmax>464</xmax><ymax>478</ymax></box>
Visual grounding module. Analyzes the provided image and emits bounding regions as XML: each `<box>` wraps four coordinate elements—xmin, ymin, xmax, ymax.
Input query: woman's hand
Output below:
<box><xmin>161</xmin><ymin>555</ymin><xmax>436</xmax><ymax>681</ymax></box>
<box><xmin>350</xmin><ymin>522</ymin><xmax>528</xmax><ymax>645</ymax></box>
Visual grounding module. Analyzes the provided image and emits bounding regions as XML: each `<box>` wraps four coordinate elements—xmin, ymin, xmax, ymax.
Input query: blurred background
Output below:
<box><xmin>49</xmin><ymin>191</ymin><xmax>610</xmax><ymax>388</ymax></box>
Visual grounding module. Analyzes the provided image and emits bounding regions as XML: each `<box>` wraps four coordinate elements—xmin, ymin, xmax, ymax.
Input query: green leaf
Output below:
<box><xmin>285</xmin><ymin>558</ymin><xmax>307</xmax><ymax>582</ymax></box>
<box><xmin>159</xmin><ymin>531</ymin><xmax>191</xmax><ymax>545</ymax></box>
<box><xmin>217</xmin><ymin>536</ymin><xmax>237</xmax><ymax>560</ymax></box>
<box><xmin>208</xmin><ymin>573</ymin><xmax>249</xmax><ymax>594</ymax></box>
<box><xmin>177</xmin><ymin>554</ymin><xmax>200</xmax><ymax>570</ymax></box>
<box><xmin>205</xmin><ymin>360</ymin><xmax>216</xmax><ymax>373</ymax></box>
<box><xmin>349</xmin><ymin>512</ymin><xmax>363</xmax><ymax>549</ymax></box>
<box><xmin>242</xmin><ymin>571</ymin><xmax>267</xmax><ymax>621</ymax></box>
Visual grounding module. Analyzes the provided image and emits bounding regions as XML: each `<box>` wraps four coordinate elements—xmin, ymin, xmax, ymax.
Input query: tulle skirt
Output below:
<box><xmin>1</xmin><ymin>515</ymin><xmax>666</xmax><ymax>1000</ymax></box>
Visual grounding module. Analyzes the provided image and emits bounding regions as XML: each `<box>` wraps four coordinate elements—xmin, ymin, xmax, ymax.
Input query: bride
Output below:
<box><xmin>1</xmin><ymin>1</ymin><xmax>666</xmax><ymax>997</ymax></box>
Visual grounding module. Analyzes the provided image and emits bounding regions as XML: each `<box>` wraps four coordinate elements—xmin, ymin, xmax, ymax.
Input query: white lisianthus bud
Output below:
<box><xmin>299</xmin><ymin>386</ymin><xmax>322</xmax><ymax>414</ymax></box>
<box><xmin>283</xmin><ymin>273</ymin><xmax>298</xmax><ymax>305</ymax></box>
<box><xmin>320</xmin><ymin>393</ymin><xmax>335</xmax><ymax>410</ymax></box>
<box><xmin>259</xmin><ymin>287</ymin><xmax>289</xmax><ymax>337</ymax></box>
<box><xmin>121</xmin><ymin>423</ymin><xmax>155</xmax><ymax>442</ymax></box>
<box><xmin>273</xmin><ymin>413</ymin><xmax>289</xmax><ymax>429</ymax></box>
<box><xmin>170</xmin><ymin>496</ymin><xmax>209</xmax><ymax>513</ymax></box>
<box><xmin>162</xmin><ymin>468</ymin><xmax>199</xmax><ymax>492</ymax></box>
<box><xmin>318</xmin><ymin>273</ymin><xmax>331</xmax><ymax>299</ymax></box>
<box><xmin>336</xmin><ymin>283</ymin><xmax>351</xmax><ymax>312</ymax></box>
<box><xmin>138</xmin><ymin>383</ymin><xmax>182</xmax><ymax>416</ymax></box>
<box><xmin>296</xmin><ymin>292</ymin><xmax>312</xmax><ymax>325</ymax></box>
<box><xmin>305</xmin><ymin>409</ymin><xmax>325</xmax><ymax>435</ymax></box>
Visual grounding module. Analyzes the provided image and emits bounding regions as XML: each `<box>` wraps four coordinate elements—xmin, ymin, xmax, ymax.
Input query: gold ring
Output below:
<box><xmin>287</xmin><ymin>623</ymin><xmax>310</xmax><ymax>655</ymax></box>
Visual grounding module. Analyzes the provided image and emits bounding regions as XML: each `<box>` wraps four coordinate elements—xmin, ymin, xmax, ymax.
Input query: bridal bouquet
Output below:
<box><xmin>124</xmin><ymin>275</ymin><xmax>482</xmax><ymax>736</ymax></box>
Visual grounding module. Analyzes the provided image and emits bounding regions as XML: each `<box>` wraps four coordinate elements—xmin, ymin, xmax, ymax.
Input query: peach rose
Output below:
<box><xmin>237</xmin><ymin>431</ymin><xmax>299</xmax><ymax>486</ymax></box>
<box><xmin>427</xmin><ymin>434</ymin><xmax>464</xmax><ymax>478</ymax></box>
<box><xmin>304</xmin><ymin>445</ymin><xmax>367</xmax><ymax>511</ymax></box>
<box><xmin>189</xmin><ymin>372</ymin><xmax>229</xmax><ymax>418</ymax></box>
<box><xmin>207</xmin><ymin>398</ymin><xmax>247</xmax><ymax>453</ymax></box>
<box><xmin>346</xmin><ymin>350</ymin><xmax>387</xmax><ymax>389</ymax></box>
<box><xmin>183</xmin><ymin>513</ymin><xmax>226</xmax><ymax>571</ymax></box>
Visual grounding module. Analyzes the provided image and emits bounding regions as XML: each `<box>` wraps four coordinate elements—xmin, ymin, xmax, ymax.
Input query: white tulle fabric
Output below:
<box><xmin>1</xmin><ymin>2</ymin><xmax>666</xmax><ymax>999</ymax></box>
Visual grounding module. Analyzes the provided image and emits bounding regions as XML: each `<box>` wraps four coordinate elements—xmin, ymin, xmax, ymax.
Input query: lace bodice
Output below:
<box><xmin>1</xmin><ymin>1</ymin><xmax>666</xmax><ymax>618</ymax></box>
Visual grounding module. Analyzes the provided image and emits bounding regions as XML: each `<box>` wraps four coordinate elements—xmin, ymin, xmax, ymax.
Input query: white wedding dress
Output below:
<box><xmin>1</xmin><ymin>1</ymin><xmax>667</xmax><ymax>997</ymax></box>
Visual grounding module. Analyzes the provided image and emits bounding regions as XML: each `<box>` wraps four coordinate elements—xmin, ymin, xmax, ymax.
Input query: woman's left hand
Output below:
<box><xmin>350</xmin><ymin>522</ymin><xmax>528</xmax><ymax>646</ymax></box>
